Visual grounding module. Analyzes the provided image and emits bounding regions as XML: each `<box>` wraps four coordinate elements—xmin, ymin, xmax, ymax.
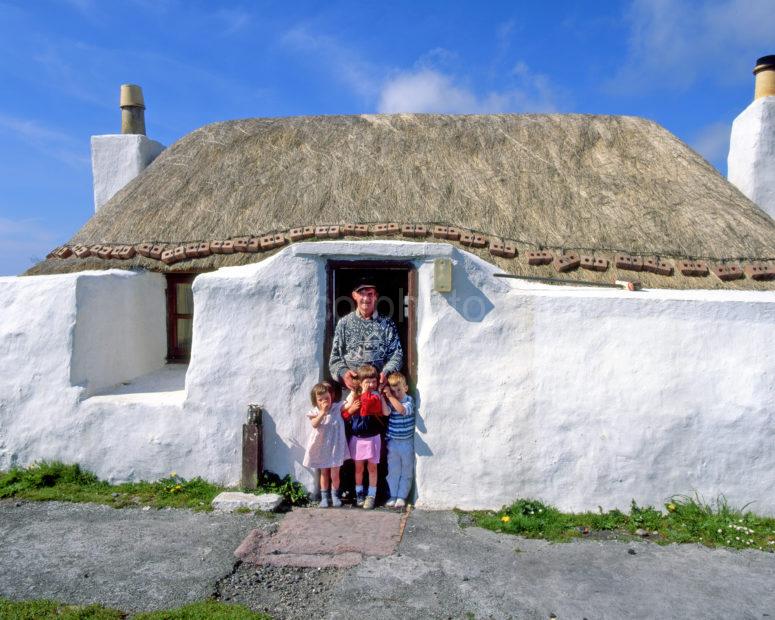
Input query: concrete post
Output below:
<box><xmin>241</xmin><ymin>404</ymin><xmax>264</xmax><ymax>490</ymax></box>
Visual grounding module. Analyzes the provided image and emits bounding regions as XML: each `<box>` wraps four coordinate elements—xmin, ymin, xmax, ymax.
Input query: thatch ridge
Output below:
<box><xmin>27</xmin><ymin>113</ymin><xmax>775</xmax><ymax>288</ymax></box>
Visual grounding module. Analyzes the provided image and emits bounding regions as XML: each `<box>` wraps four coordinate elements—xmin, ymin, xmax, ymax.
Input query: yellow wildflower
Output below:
<box><xmin>501</xmin><ymin>515</ymin><xmax>511</xmax><ymax>523</ymax></box>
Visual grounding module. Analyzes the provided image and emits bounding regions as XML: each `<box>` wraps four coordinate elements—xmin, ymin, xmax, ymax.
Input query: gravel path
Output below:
<box><xmin>0</xmin><ymin>499</ymin><xmax>268</xmax><ymax>613</ymax></box>
<box><xmin>3</xmin><ymin>500</ymin><xmax>775</xmax><ymax>619</ymax></box>
<box><xmin>215</xmin><ymin>564</ymin><xmax>343</xmax><ymax>619</ymax></box>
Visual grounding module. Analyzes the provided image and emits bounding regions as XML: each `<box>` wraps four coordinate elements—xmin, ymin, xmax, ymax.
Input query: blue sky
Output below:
<box><xmin>0</xmin><ymin>0</ymin><xmax>771</xmax><ymax>275</ymax></box>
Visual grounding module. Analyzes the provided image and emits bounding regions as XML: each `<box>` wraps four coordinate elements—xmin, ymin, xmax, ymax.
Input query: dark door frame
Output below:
<box><xmin>324</xmin><ymin>259</ymin><xmax>418</xmax><ymax>388</ymax></box>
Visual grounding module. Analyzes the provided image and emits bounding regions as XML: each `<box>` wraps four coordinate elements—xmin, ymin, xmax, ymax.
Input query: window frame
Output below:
<box><xmin>166</xmin><ymin>273</ymin><xmax>196</xmax><ymax>363</ymax></box>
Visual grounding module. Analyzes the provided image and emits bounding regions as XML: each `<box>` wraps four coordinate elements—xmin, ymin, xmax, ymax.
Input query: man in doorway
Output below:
<box><xmin>329</xmin><ymin>277</ymin><xmax>403</xmax><ymax>389</ymax></box>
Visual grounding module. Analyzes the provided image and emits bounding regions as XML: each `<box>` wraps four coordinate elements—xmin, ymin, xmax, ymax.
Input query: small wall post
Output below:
<box><xmin>242</xmin><ymin>404</ymin><xmax>263</xmax><ymax>489</ymax></box>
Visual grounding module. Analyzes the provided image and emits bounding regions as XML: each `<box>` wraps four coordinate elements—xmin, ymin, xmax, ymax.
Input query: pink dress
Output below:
<box><xmin>303</xmin><ymin>402</ymin><xmax>350</xmax><ymax>469</ymax></box>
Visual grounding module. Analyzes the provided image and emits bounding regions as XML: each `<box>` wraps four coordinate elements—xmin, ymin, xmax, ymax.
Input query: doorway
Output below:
<box><xmin>324</xmin><ymin>260</ymin><xmax>417</xmax><ymax>388</ymax></box>
<box><xmin>324</xmin><ymin>260</ymin><xmax>417</xmax><ymax>504</ymax></box>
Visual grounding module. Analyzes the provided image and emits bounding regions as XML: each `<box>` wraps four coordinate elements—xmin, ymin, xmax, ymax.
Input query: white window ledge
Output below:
<box><xmin>85</xmin><ymin>364</ymin><xmax>186</xmax><ymax>405</ymax></box>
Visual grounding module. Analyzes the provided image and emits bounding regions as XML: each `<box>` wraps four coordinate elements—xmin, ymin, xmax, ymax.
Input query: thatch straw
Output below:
<box><xmin>27</xmin><ymin>113</ymin><xmax>775</xmax><ymax>289</ymax></box>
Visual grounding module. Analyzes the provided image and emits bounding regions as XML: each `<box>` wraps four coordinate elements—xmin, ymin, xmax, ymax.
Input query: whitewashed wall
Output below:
<box><xmin>1</xmin><ymin>244</ymin><xmax>774</xmax><ymax>514</ymax></box>
<box><xmin>182</xmin><ymin>251</ymin><xmax>327</xmax><ymax>486</ymax></box>
<box><xmin>0</xmin><ymin>270</ymin><xmax>171</xmax><ymax>477</ymax></box>
<box><xmin>71</xmin><ymin>271</ymin><xmax>166</xmax><ymax>396</ymax></box>
<box><xmin>413</xmin><ymin>250</ymin><xmax>775</xmax><ymax>513</ymax></box>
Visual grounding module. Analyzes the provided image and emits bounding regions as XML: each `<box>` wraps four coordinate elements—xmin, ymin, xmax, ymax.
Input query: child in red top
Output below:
<box><xmin>344</xmin><ymin>364</ymin><xmax>389</xmax><ymax>509</ymax></box>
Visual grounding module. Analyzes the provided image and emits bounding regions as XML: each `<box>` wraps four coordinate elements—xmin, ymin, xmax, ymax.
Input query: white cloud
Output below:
<box><xmin>281</xmin><ymin>26</ymin><xmax>380</xmax><ymax>100</ymax></box>
<box><xmin>0</xmin><ymin>113</ymin><xmax>89</xmax><ymax>167</ymax></box>
<box><xmin>377</xmin><ymin>65</ymin><xmax>560</xmax><ymax>114</ymax></box>
<box><xmin>0</xmin><ymin>217</ymin><xmax>59</xmax><ymax>276</ymax></box>
<box><xmin>612</xmin><ymin>0</ymin><xmax>773</xmax><ymax>93</ymax></box>
<box><xmin>282</xmin><ymin>23</ymin><xmax>565</xmax><ymax>115</ymax></box>
<box><xmin>214</xmin><ymin>8</ymin><xmax>251</xmax><ymax>36</ymax></box>
<box><xmin>62</xmin><ymin>0</ymin><xmax>98</xmax><ymax>17</ymax></box>
<box><xmin>378</xmin><ymin>70</ymin><xmax>481</xmax><ymax>114</ymax></box>
<box><xmin>24</xmin><ymin>39</ymin><xmax>268</xmax><ymax>136</ymax></box>
<box><xmin>0</xmin><ymin>216</ymin><xmax>56</xmax><ymax>240</ymax></box>
<box><xmin>691</xmin><ymin>121</ymin><xmax>731</xmax><ymax>169</ymax></box>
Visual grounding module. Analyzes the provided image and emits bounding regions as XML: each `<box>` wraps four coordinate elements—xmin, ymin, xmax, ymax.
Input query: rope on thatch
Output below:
<box><xmin>27</xmin><ymin>113</ymin><xmax>775</xmax><ymax>289</ymax></box>
<box><xmin>37</xmin><ymin>221</ymin><xmax>775</xmax><ymax>288</ymax></box>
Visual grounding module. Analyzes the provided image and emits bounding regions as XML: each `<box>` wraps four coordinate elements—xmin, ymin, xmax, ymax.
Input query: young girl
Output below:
<box><xmin>345</xmin><ymin>364</ymin><xmax>389</xmax><ymax>509</ymax></box>
<box><xmin>303</xmin><ymin>382</ymin><xmax>350</xmax><ymax>508</ymax></box>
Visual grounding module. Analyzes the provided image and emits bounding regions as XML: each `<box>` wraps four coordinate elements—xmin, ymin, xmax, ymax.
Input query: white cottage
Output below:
<box><xmin>2</xmin><ymin>62</ymin><xmax>775</xmax><ymax>513</ymax></box>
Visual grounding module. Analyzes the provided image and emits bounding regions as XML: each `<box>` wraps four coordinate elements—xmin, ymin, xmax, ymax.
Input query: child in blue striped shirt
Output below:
<box><xmin>381</xmin><ymin>372</ymin><xmax>415</xmax><ymax>509</ymax></box>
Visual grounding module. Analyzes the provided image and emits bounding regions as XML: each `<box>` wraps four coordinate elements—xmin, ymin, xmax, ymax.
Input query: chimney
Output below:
<box><xmin>120</xmin><ymin>84</ymin><xmax>147</xmax><ymax>135</ymax></box>
<box><xmin>90</xmin><ymin>84</ymin><xmax>165</xmax><ymax>212</ymax></box>
<box><xmin>754</xmin><ymin>55</ymin><xmax>775</xmax><ymax>101</ymax></box>
<box><xmin>728</xmin><ymin>55</ymin><xmax>775</xmax><ymax>220</ymax></box>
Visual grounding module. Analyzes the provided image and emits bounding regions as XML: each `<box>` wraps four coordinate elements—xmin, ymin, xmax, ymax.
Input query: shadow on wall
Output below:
<box><xmin>262</xmin><ymin>407</ymin><xmax>307</xmax><ymax>480</ymax></box>
<box><xmin>413</xmin><ymin>389</ymin><xmax>432</xmax><ymax>457</ymax></box>
<box><xmin>407</xmin><ymin>388</ymin><xmax>431</xmax><ymax>506</ymax></box>
<box><xmin>441</xmin><ymin>261</ymin><xmax>494</xmax><ymax>322</ymax></box>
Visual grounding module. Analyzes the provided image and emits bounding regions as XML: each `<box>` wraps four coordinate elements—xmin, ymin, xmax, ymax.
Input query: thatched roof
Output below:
<box><xmin>28</xmin><ymin>113</ymin><xmax>775</xmax><ymax>289</ymax></box>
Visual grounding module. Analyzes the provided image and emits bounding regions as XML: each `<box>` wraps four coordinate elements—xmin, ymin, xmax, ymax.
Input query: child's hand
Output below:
<box><xmin>348</xmin><ymin>399</ymin><xmax>361</xmax><ymax>414</ymax></box>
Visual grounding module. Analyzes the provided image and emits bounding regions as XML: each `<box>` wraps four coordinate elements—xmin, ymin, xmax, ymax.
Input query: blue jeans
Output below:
<box><xmin>386</xmin><ymin>437</ymin><xmax>414</xmax><ymax>500</ymax></box>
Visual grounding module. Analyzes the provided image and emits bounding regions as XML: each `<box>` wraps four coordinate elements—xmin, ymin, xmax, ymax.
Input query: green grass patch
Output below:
<box><xmin>255</xmin><ymin>471</ymin><xmax>309</xmax><ymax>507</ymax></box>
<box><xmin>0</xmin><ymin>598</ymin><xmax>270</xmax><ymax>619</ymax></box>
<box><xmin>467</xmin><ymin>495</ymin><xmax>775</xmax><ymax>551</ymax></box>
<box><xmin>0</xmin><ymin>597</ymin><xmax>124</xmax><ymax>619</ymax></box>
<box><xmin>0</xmin><ymin>461</ymin><xmax>308</xmax><ymax>510</ymax></box>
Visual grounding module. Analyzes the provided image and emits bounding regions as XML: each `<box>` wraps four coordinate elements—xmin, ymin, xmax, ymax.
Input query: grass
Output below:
<box><xmin>0</xmin><ymin>598</ymin><xmax>270</xmax><ymax>619</ymax></box>
<box><xmin>135</xmin><ymin>601</ymin><xmax>270</xmax><ymax>619</ymax></box>
<box><xmin>0</xmin><ymin>461</ymin><xmax>308</xmax><ymax>510</ymax></box>
<box><xmin>466</xmin><ymin>496</ymin><xmax>775</xmax><ymax>551</ymax></box>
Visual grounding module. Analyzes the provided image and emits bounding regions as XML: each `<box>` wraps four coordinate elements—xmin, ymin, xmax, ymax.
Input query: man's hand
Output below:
<box><xmin>379</xmin><ymin>372</ymin><xmax>386</xmax><ymax>387</ymax></box>
<box><xmin>343</xmin><ymin>370</ymin><xmax>357</xmax><ymax>390</ymax></box>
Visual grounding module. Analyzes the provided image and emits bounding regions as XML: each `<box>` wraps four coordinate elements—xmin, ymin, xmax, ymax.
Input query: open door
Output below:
<box><xmin>324</xmin><ymin>260</ymin><xmax>417</xmax><ymax>504</ymax></box>
<box><xmin>324</xmin><ymin>260</ymin><xmax>417</xmax><ymax>388</ymax></box>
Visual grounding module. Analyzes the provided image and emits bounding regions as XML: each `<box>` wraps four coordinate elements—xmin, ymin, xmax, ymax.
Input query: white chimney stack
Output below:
<box><xmin>90</xmin><ymin>84</ymin><xmax>165</xmax><ymax>212</ymax></box>
<box><xmin>728</xmin><ymin>56</ymin><xmax>775</xmax><ymax>220</ymax></box>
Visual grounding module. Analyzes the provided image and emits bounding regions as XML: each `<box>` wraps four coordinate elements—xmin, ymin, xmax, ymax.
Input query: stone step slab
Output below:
<box><xmin>235</xmin><ymin>507</ymin><xmax>403</xmax><ymax>568</ymax></box>
<box><xmin>212</xmin><ymin>491</ymin><xmax>283</xmax><ymax>513</ymax></box>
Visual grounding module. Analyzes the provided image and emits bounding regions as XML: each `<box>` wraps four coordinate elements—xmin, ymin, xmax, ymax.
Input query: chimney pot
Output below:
<box><xmin>753</xmin><ymin>55</ymin><xmax>775</xmax><ymax>100</ymax></box>
<box><xmin>120</xmin><ymin>84</ymin><xmax>146</xmax><ymax>135</ymax></box>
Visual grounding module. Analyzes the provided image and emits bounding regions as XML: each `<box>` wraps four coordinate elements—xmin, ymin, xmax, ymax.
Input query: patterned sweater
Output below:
<box><xmin>329</xmin><ymin>311</ymin><xmax>403</xmax><ymax>380</ymax></box>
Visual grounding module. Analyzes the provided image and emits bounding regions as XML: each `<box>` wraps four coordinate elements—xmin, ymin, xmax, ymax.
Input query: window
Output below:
<box><xmin>166</xmin><ymin>274</ymin><xmax>194</xmax><ymax>362</ymax></box>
